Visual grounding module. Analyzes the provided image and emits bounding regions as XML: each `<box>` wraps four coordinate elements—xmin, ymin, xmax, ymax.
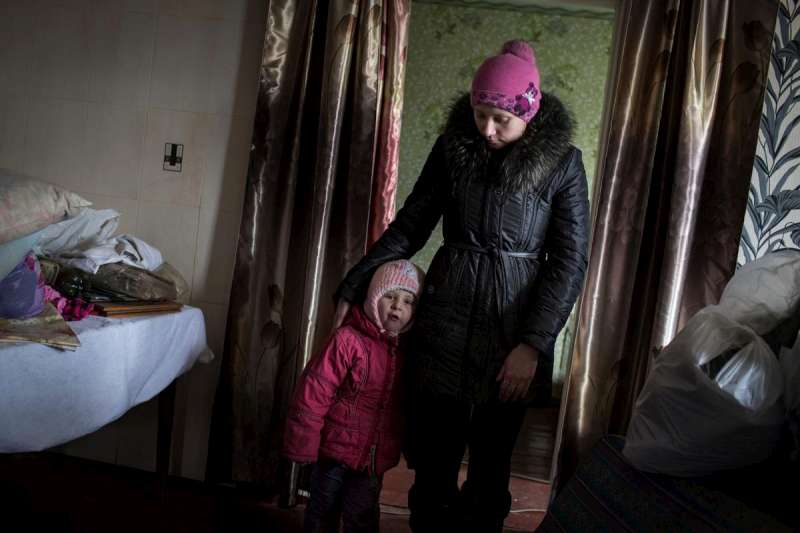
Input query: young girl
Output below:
<box><xmin>283</xmin><ymin>259</ymin><xmax>424</xmax><ymax>533</ymax></box>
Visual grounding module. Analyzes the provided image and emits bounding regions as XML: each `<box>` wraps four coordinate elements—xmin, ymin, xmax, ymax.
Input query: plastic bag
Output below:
<box><xmin>717</xmin><ymin>249</ymin><xmax>800</xmax><ymax>335</ymax></box>
<box><xmin>0</xmin><ymin>227</ymin><xmax>45</xmax><ymax>280</ymax></box>
<box><xmin>781</xmin><ymin>330</ymin><xmax>800</xmax><ymax>414</ymax></box>
<box><xmin>0</xmin><ymin>253</ymin><xmax>45</xmax><ymax>319</ymax></box>
<box><xmin>623</xmin><ymin>308</ymin><xmax>784</xmax><ymax>476</ymax></box>
<box><xmin>780</xmin><ymin>332</ymin><xmax>800</xmax><ymax>462</ymax></box>
<box><xmin>153</xmin><ymin>262</ymin><xmax>189</xmax><ymax>303</ymax></box>
<box><xmin>91</xmin><ymin>262</ymin><xmax>177</xmax><ymax>301</ymax></box>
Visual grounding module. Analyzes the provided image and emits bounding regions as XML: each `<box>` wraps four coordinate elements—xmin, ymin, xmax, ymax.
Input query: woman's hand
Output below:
<box><xmin>496</xmin><ymin>343</ymin><xmax>540</xmax><ymax>402</ymax></box>
<box><xmin>332</xmin><ymin>299</ymin><xmax>351</xmax><ymax>332</ymax></box>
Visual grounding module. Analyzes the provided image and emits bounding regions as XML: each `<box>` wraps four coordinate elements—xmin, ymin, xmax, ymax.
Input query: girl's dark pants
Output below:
<box><xmin>304</xmin><ymin>457</ymin><xmax>382</xmax><ymax>533</ymax></box>
<box><xmin>407</xmin><ymin>390</ymin><xmax>527</xmax><ymax>533</ymax></box>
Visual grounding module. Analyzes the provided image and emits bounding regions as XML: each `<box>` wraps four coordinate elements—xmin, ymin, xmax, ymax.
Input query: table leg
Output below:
<box><xmin>156</xmin><ymin>380</ymin><xmax>176</xmax><ymax>498</ymax></box>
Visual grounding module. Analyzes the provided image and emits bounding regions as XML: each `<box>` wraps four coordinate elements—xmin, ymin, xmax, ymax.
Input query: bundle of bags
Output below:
<box><xmin>623</xmin><ymin>250</ymin><xmax>800</xmax><ymax>476</ymax></box>
<box><xmin>0</xmin><ymin>171</ymin><xmax>187</xmax><ymax>321</ymax></box>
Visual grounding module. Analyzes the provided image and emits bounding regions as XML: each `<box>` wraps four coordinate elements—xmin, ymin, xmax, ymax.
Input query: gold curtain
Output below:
<box><xmin>206</xmin><ymin>0</ymin><xmax>410</xmax><ymax>487</ymax></box>
<box><xmin>556</xmin><ymin>0</ymin><xmax>777</xmax><ymax>488</ymax></box>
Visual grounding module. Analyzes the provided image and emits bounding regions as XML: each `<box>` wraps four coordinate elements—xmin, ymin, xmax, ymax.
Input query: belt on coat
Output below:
<box><xmin>444</xmin><ymin>242</ymin><xmax>540</xmax><ymax>346</ymax></box>
<box><xmin>445</xmin><ymin>242</ymin><xmax>538</xmax><ymax>259</ymax></box>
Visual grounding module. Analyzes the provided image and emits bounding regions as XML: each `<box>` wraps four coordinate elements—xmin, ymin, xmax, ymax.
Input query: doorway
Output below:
<box><xmin>390</xmin><ymin>0</ymin><xmax>615</xmax><ymax>528</ymax></box>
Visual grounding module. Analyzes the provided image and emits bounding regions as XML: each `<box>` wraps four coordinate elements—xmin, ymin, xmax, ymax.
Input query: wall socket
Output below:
<box><xmin>164</xmin><ymin>143</ymin><xmax>183</xmax><ymax>172</ymax></box>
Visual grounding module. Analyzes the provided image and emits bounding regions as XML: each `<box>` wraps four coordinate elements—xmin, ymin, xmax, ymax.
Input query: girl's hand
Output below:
<box><xmin>332</xmin><ymin>299</ymin><xmax>351</xmax><ymax>332</ymax></box>
<box><xmin>496</xmin><ymin>344</ymin><xmax>540</xmax><ymax>402</ymax></box>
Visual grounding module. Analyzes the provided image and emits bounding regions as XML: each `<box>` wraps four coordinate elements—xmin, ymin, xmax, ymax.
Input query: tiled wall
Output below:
<box><xmin>0</xmin><ymin>0</ymin><xmax>265</xmax><ymax>480</ymax></box>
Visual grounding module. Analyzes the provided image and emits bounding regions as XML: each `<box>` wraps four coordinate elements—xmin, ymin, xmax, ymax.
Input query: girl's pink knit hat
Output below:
<box><xmin>471</xmin><ymin>40</ymin><xmax>541</xmax><ymax>123</ymax></box>
<box><xmin>364</xmin><ymin>260</ymin><xmax>425</xmax><ymax>335</ymax></box>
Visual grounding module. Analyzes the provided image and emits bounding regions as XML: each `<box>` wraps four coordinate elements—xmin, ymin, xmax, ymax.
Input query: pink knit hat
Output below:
<box><xmin>471</xmin><ymin>40</ymin><xmax>541</xmax><ymax>123</ymax></box>
<box><xmin>364</xmin><ymin>260</ymin><xmax>424</xmax><ymax>335</ymax></box>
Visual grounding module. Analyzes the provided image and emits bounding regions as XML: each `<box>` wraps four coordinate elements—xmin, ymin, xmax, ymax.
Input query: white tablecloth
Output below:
<box><xmin>0</xmin><ymin>306</ymin><xmax>212</xmax><ymax>453</ymax></box>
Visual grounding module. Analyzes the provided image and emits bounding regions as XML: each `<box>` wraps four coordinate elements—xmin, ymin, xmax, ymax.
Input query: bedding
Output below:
<box><xmin>0</xmin><ymin>306</ymin><xmax>212</xmax><ymax>453</ymax></box>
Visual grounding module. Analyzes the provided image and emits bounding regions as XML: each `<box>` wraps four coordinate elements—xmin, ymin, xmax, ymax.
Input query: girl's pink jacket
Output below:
<box><xmin>282</xmin><ymin>305</ymin><xmax>405</xmax><ymax>476</ymax></box>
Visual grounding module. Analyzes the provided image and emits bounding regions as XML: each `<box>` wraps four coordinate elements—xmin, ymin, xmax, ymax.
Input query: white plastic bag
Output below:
<box><xmin>717</xmin><ymin>249</ymin><xmax>800</xmax><ymax>335</ymax></box>
<box><xmin>780</xmin><ymin>329</ymin><xmax>800</xmax><ymax>414</ymax></box>
<box><xmin>624</xmin><ymin>308</ymin><xmax>784</xmax><ymax>476</ymax></box>
<box><xmin>780</xmin><ymin>331</ymin><xmax>800</xmax><ymax>463</ymax></box>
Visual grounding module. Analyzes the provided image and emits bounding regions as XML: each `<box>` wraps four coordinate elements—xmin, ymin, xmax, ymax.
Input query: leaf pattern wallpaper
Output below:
<box><xmin>396</xmin><ymin>0</ymin><xmax>613</xmax><ymax>382</ymax></box>
<box><xmin>739</xmin><ymin>0</ymin><xmax>800</xmax><ymax>265</ymax></box>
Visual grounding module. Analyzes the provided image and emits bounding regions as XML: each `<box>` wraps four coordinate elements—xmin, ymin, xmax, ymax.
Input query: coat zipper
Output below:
<box><xmin>369</xmin><ymin>444</ymin><xmax>377</xmax><ymax>477</ymax></box>
<box><xmin>360</xmin><ymin>343</ymin><xmax>396</xmax><ymax>478</ymax></box>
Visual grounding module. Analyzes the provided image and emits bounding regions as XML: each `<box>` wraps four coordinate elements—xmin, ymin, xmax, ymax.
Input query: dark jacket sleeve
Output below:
<box><xmin>334</xmin><ymin>136</ymin><xmax>448</xmax><ymax>304</ymax></box>
<box><xmin>520</xmin><ymin>147</ymin><xmax>590</xmax><ymax>356</ymax></box>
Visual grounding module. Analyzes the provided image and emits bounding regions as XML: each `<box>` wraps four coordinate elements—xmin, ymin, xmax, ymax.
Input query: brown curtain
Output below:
<box><xmin>556</xmin><ymin>0</ymin><xmax>777</xmax><ymax>488</ymax></box>
<box><xmin>206</xmin><ymin>0</ymin><xmax>410</xmax><ymax>488</ymax></box>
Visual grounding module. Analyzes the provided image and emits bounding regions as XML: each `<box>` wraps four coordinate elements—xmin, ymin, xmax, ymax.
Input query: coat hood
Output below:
<box><xmin>443</xmin><ymin>91</ymin><xmax>574</xmax><ymax>192</ymax></box>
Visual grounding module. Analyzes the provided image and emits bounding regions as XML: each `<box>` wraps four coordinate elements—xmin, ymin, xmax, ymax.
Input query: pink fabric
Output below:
<box><xmin>471</xmin><ymin>40</ymin><xmax>541</xmax><ymax>123</ymax></box>
<box><xmin>282</xmin><ymin>306</ymin><xmax>405</xmax><ymax>475</ymax></box>
<box><xmin>43</xmin><ymin>285</ymin><xmax>94</xmax><ymax>321</ymax></box>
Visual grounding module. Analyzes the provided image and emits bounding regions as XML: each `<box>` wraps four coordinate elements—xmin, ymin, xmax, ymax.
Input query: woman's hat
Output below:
<box><xmin>471</xmin><ymin>40</ymin><xmax>541</xmax><ymax>123</ymax></box>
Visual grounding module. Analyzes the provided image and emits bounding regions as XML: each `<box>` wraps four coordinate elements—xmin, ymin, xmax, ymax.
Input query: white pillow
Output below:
<box><xmin>0</xmin><ymin>171</ymin><xmax>91</xmax><ymax>245</ymax></box>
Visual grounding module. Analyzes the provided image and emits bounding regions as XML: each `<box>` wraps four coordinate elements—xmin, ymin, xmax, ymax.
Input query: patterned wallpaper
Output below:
<box><xmin>396</xmin><ymin>1</ymin><xmax>613</xmax><ymax>382</ymax></box>
<box><xmin>738</xmin><ymin>0</ymin><xmax>800</xmax><ymax>265</ymax></box>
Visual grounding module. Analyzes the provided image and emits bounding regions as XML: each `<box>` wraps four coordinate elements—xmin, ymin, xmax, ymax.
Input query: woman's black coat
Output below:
<box><xmin>336</xmin><ymin>92</ymin><xmax>590</xmax><ymax>403</ymax></box>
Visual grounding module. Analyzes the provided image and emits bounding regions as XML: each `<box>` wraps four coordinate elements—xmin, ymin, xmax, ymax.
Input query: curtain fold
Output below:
<box><xmin>206</xmin><ymin>0</ymin><xmax>410</xmax><ymax>487</ymax></box>
<box><xmin>369</xmin><ymin>2</ymin><xmax>411</xmax><ymax>247</ymax></box>
<box><xmin>557</xmin><ymin>0</ymin><xmax>777</xmax><ymax>489</ymax></box>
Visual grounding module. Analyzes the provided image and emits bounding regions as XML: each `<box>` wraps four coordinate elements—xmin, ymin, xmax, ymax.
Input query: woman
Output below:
<box><xmin>333</xmin><ymin>40</ymin><xmax>590</xmax><ymax>533</ymax></box>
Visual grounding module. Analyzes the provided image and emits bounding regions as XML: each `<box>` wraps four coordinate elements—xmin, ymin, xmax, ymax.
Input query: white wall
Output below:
<box><xmin>0</xmin><ymin>0</ymin><xmax>266</xmax><ymax>480</ymax></box>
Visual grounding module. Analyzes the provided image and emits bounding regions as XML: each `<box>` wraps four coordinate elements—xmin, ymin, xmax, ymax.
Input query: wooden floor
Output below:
<box><xmin>0</xmin><ymin>452</ymin><xmax>548</xmax><ymax>532</ymax></box>
<box><xmin>380</xmin><ymin>458</ymin><xmax>548</xmax><ymax>532</ymax></box>
<box><xmin>509</xmin><ymin>406</ymin><xmax>560</xmax><ymax>481</ymax></box>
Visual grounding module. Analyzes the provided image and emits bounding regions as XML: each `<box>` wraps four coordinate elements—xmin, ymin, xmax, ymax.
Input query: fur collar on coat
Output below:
<box><xmin>443</xmin><ymin>92</ymin><xmax>574</xmax><ymax>192</ymax></box>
